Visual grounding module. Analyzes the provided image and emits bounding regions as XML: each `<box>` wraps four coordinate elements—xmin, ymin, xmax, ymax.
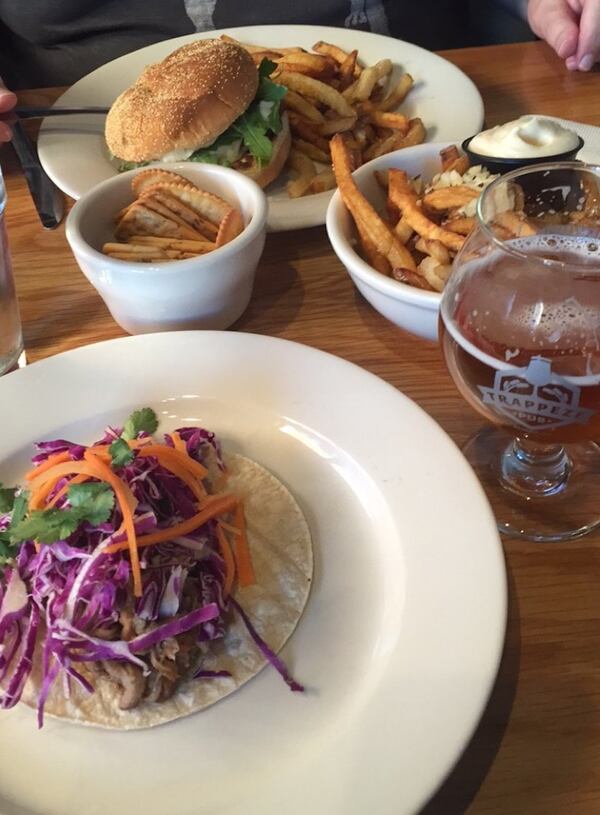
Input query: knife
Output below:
<box><xmin>10</xmin><ymin>119</ymin><xmax>64</xmax><ymax>230</ymax></box>
<box><xmin>15</xmin><ymin>106</ymin><xmax>109</xmax><ymax>119</ymax></box>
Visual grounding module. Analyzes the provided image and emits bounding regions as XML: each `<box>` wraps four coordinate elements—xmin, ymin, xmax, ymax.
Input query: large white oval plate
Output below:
<box><xmin>0</xmin><ymin>332</ymin><xmax>505</xmax><ymax>815</ymax></box>
<box><xmin>37</xmin><ymin>25</ymin><xmax>484</xmax><ymax>232</ymax></box>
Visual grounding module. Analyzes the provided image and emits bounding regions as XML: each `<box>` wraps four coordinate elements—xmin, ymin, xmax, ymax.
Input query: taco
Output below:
<box><xmin>0</xmin><ymin>409</ymin><xmax>312</xmax><ymax>729</ymax></box>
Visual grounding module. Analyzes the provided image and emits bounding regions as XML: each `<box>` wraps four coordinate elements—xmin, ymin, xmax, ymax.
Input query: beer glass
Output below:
<box><xmin>440</xmin><ymin>162</ymin><xmax>600</xmax><ymax>541</ymax></box>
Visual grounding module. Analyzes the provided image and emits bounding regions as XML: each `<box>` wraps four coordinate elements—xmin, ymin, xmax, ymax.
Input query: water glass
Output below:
<box><xmin>0</xmin><ymin>169</ymin><xmax>24</xmax><ymax>375</ymax></box>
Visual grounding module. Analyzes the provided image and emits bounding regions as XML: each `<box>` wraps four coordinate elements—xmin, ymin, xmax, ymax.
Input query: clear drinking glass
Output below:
<box><xmin>440</xmin><ymin>162</ymin><xmax>600</xmax><ymax>542</ymax></box>
<box><xmin>0</xmin><ymin>168</ymin><xmax>24</xmax><ymax>375</ymax></box>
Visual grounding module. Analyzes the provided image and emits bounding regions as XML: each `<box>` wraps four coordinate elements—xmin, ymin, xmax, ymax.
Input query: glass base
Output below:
<box><xmin>463</xmin><ymin>427</ymin><xmax>600</xmax><ymax>542</ymax></box>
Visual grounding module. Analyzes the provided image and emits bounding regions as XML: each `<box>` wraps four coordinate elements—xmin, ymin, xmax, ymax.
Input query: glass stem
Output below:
<box><xmin>500</xmin><ymin>436</ymin><xmax>571</xmax><ymax>498</ymax></box>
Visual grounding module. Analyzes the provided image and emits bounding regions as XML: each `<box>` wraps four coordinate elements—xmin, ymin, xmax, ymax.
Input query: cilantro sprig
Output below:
<box><xmin>109</xmin><ymin>407</ymin><xmax>158</xmax><ymax>468</ymax></box>
<box><xmin>9</xmin><ymin>483</ymin><xmax>115</xmax><ymax>546</ymax></box>
<box><xmin>0</xmin><ymin>489</ymin><xmax>27</xmax><ymax>567</ymax></box>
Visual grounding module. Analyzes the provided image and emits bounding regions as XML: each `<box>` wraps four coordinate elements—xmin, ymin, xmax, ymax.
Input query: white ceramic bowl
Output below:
<box><xmin>326</xmin><ymin>143</ymin><xmax>459</xmax><ymax>342</ymax></box>
<box><xmin>66</xmin><ymin>162</ymin><xmax>268</xmax><ymax>334</ymax></box>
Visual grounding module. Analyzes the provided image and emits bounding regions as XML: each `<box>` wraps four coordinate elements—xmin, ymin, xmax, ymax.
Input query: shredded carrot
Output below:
<box><xmin>104</xmin><ymin>493</ymin><xmax>238</xmax><ymax>554</ymax></box>
<box><xmin>169</xmin><ymin>432</ymin><xmax>187</xmax><ymax>454</ymax></box>
<box><xmin>136</xmin><ymin>447</ymin><xmax>207</xmax><ymax>503</ymax></box>
<box><xmin>137</xmin><ymin>444</ymin><xmax>208</xmax><ymax>480</ymax></box>
<box><xmin>218</xmin><ymin>519</ymin><xmax>240</xmax><ymax>536</ymax></box>
<box><xmin>216</xmin><ymin>523</ymin><xmax>235</xmax><ymax>596</ymax></box>
<box><xmin>83</xmin><ymin>451</ymin><xmax>142</xmax><ymax>598</ymax></box>
<box><xmin>24</xmin><ymin>450</ymin><xmax>72</xmax><ymax>481</ymax></box>
<box><xmin>28</xmin><ymin>462</ymin><xmax>106</xmax><ymax>510</ymax></box>
<box><xmin>233</xmin><ymin>502</ymin><xmax>256</xmax><ymax>588</ymax></box>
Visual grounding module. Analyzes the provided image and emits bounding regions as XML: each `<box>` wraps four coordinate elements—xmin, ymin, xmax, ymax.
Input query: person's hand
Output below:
<box><xmin>528</xmin><ymin>0</ymin><xmax>600</xmax><ymax>71</ymax></box>
<box><xmin>0</xmin><ymin>79</ymin><xmax>17</xmax><ymax>142</ymax></box>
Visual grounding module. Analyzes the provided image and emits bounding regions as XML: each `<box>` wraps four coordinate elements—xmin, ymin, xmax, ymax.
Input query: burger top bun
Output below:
<box><xmin>105</xmin><ymin>39</ymin><xmax>259</xmax><ymax>163</ymax></box>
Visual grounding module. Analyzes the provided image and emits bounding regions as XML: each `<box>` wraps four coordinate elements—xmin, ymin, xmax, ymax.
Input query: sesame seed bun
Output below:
<box><xmin>105</xmin><ymin>40</ymin><xmax>259</xmax><ymax>164</ymax></box>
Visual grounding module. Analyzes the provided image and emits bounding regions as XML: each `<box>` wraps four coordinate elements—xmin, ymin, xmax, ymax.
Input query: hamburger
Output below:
<box><xmin>105</xmin><ymin>39</ymin><xmax>291</xmax><ymax>188</ymax></box>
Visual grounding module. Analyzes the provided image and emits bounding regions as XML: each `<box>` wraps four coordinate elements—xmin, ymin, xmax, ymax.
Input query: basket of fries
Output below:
<box><xmin>326</xmin><ymin>139</ymin><xmax>500</xmax><ymax>341</ymax></box>
<box><xmin>66</xmin><ymin>163</ymin><xmax>267</xmax><ymax>335</ymax></box>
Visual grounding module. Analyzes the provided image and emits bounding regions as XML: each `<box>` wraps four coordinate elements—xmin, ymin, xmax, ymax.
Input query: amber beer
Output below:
<box><xmin>440</xmin><ymin>235</ymin><xmax>600</xmax><ymax>444</ymax></box>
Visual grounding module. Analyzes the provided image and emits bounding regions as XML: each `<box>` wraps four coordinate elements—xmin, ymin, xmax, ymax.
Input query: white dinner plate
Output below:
<box><xmin>37</xmin><ymin>25</ymin><xmax>484</xmax><ymax>232</ymax></box>
<box><xmin>0</xmin><ymin>332</ymin><xmax>505</xmax><ymax>815</ymax></box>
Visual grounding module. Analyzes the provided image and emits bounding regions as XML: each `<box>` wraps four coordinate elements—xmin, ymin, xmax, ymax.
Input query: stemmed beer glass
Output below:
<box><xmin>440</xmin><ymin>162</ymin><xmax>600</xmax><ymax>541</ymax></box>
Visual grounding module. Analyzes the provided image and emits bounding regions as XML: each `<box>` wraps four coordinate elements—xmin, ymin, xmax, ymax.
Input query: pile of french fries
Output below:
<box><xmin>332</xmin><ymin>137</ymin><xmax>512</xmax><ymax>292</ymax></box>
<box><xmin>220</xmin><ymin>35</ymin><xmax>425</xmax><ymax>199</ymax></box>
<box><xmin>103</xmin><ymin>169</ymin><xmax>244</xmax><ymax>262</ymax></box>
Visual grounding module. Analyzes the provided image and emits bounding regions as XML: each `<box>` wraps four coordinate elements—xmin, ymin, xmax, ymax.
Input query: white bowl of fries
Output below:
<box><xmin>66</xmin><ymin>163</ymin><xmax>267</xmax><ymax>334</ymax></box>
<box><xmin>327</xmin><ymin>140</ymin><xmax>497</xmax><ymax>341</ymax></box>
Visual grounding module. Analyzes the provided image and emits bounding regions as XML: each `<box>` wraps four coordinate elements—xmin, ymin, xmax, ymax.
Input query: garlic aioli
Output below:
<box><xmin>469</xmin><ymin>115</ymin><xmax>580</xmax><ymax>159</ymax></box>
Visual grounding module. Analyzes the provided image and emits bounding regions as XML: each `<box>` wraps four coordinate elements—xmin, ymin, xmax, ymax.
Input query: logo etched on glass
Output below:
<box><xmin>478</xmin><ymin>356</ymin><xmax>595</xmax><ymax>431</ymax></box>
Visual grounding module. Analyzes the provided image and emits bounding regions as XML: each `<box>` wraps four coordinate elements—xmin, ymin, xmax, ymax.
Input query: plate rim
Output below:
<box><xmin>0</xmin><ymin>331</ymin><xmax>506</xmax><ymax>815</ymax></box>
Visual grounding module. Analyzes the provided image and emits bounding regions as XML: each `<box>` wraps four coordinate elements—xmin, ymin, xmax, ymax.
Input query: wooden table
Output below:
<box><xmin>3</xmin><ymin>40</ymin><xmax>600</xmax><ymax>815</ymax></box>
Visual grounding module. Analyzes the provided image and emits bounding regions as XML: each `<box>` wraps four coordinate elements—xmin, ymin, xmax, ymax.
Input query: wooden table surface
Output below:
<box><xmin>2</xmin><ymin>39</ymin><xmax>600</xmax><ymax>815</ymax></box>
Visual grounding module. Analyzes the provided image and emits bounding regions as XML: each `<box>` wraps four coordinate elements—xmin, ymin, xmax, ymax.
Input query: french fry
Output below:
<box><xmin>293</xmin><ymin>137</ymin><xmax>330</xmax><ymax>164</ymax></box>
<box><xmin>331</xmin><ymin>134</ymin><xmax>416</xmax><ymax>271</ymax></box>
<box><xmin>318</xmin><ymin>115</ymin><xmax>357</xmax><ymax>136</ymax></box>
<box><xmin>312</xmin><ymin>41</ymin><xmax>363</xmax><ymax>76</ymax></box>
<box><xmin>287</xmin><ymin>149</ymin><xmax>317</xmax><ymax>198</ymax></box>
<box><xmin>363</xmin><ymin>130</ymin><xmax>408</xmax><ymax>162</ymax></box>
<box><xmin>439</xmin><ymin>145</ymin><xmax>470</xmax><ymax>175</ymax></box>
<box><xmin>338</xmin><ymin>49</ymin><xmax>358</xmax><ymax>90</ymax></box>
<box><xmin>418</xmin><ymin>256</ymin><xmax>452</xmax><ymax>292</ymax></box>
<box><xmin>354</xmin><ymin>215</ymin><xmax>392</xmax><ymax>276</ymax></box>
<box><xmin>493</xmin><ymin>210</ymin><xmax>538</xmax><ymax>238</ymax></box>
<box><xmin>283</xmin><ymin>89</ymin><xmax>325</xmax><ymax>123</ymax></box>
<box><xmin>376</xmin><ymin>73</ymin><xmax>414</xmax><ymax>112</ymax></box>
<box><xmin>275</xmin><ymin>71</ymin><xmax>355</xmax><ymax>117</ymax></box>
<box><xmin>218</xmin><ymin>35</ymin><xmax>302</xmax><ymax>55</ymax></box>
<box><xmin>289</xmin><ymin>113</ymin><xmax>332</xmax><ymax>152</ymax></box>
<box><xmin>392</xmin><ymin>266</ymin><xmax>435</xmax><ymax>291</ymax></box>
<box><xmin>443</xmin><ymin>217</ymin><xmax>476</xmax><ymax>236</ymax></box>
<box><xmin>401</xmin><ymin>118</ymin><xmax>427</xmax><ymax>148</ymax></box>
<box><xmin>414</xmin><ymin>237</ymin><xmax>451</xmax><ymax>265</ymax></box>
<box><xmin>276</xmin><ymin>52</ymin><xmax>335</xmax><ymax>78</ymax></box>
<box><xmin>308</xmin><ymin>169</ymin><xmax>336</xmax><ymax>193</ymax></box>
<box><xmin>388</xmin><ymin>169</ymin><xmax>465</xmax><ymax>253</ymax></box>
<box><xmin>394</xmin><ymin>215</ymin><xmax>414</xmax><ymax>244</ymax></box>
<box><xmin>368</xmin><ymin>111</ymin><xmax>409</xmax><ymax>132</ymax></box>
<box><xmin>342</xmin><ymin>59</ymin><xmax>393</xmax><ymax>103</ymax></box>
<box><xmin>422</xmin><ymin>186</ymin><xmax>480</xmax><ymax>211</ymax></box>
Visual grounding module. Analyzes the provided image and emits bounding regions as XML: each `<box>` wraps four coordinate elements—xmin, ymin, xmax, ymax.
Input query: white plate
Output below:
<box><xmin>0</xmin><ymin>332</ymin><xmax>505</xmax><ymax>815</ymax></box>
<box><xmin>37</xmin><ymin>25</ymin><xmax>484</xmax><ymax>232</ymax></box>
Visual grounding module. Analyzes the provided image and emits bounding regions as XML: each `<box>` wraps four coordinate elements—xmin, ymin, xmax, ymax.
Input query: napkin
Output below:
<box><xmin>546</xmin><ymin>116</ymin><xmax>600</xmax><ymax>164</ymax></box>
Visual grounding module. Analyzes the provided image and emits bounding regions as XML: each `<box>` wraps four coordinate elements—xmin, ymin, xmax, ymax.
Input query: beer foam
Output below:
<box><xmin>511</xmin><ymin>233</ymin><xmax>600</xmax><ymax>260</ymax></box>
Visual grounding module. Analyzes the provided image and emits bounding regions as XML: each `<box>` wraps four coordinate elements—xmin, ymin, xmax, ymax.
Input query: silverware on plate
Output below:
<box><xmin>10</xmin><ymin>119</ymin><xmax>64</xmax><ymax>230</ymax></box>
<box><xmin>14</xmin><ymin>106</ymin><xmax>109</xmax><ymax>119</ymax></box>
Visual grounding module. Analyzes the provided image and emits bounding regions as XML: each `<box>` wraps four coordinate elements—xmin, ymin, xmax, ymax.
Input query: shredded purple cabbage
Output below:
<box><xmin>0</xmin><ymin>420</ymin><xmax>302</xmax><ymax>726</ymax></box>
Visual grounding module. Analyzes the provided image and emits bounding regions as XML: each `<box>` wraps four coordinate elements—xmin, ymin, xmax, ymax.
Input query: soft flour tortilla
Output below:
<box><xmin>20</xmin><ymin>454</ymin><xmax>313</xmax><ymax>729</ymax></box>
